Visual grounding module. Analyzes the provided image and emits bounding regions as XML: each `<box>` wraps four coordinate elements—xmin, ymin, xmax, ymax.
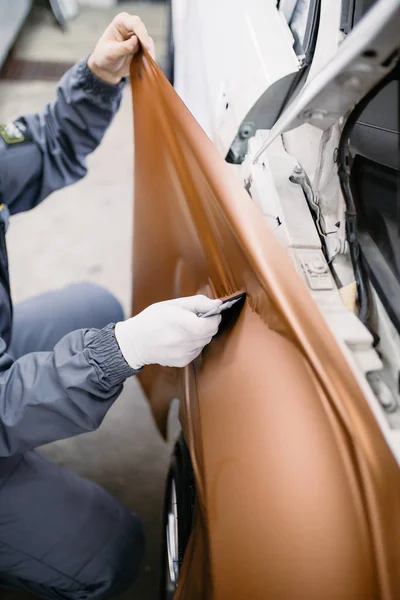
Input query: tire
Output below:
<box><xmin>160</xmin><ymin>434</ymin><xmax>195</xmax><ymax>599</ymax></box>
<box><xmin>164</xmin><ymin>0</ymin><xmax>175</xmax><ymax>85</ymax></box>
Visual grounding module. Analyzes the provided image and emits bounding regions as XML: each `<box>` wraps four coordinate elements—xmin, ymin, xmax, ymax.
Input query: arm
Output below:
<box><xmin>0</xmin><ymin>13</ymin><xmax>155</xmax><ymax>216</ymax></box>
<box><xmin>0</xmin><ymin>296</ymin><xmax>221</xmax><ymax>457</ymax></box>
<box><xmin>0</xmin><ymin>325</ymin><xmax>135</xmax><ymax>457</ymax></box>
<box><xmin>0</xmin><ymin>63</ymin><xmax>124</xmax><ymax>215</ymax></box>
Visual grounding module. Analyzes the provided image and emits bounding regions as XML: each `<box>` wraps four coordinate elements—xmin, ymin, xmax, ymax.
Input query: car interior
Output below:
<box><xmin>346</xmin><ymin>0</ymin><xmax>400</xmax><ymax>330</ymax></box>
<box><xmin>351</xmin><ymin>103</ymin><xmax>399</xmax><ymax>326</ymax></box>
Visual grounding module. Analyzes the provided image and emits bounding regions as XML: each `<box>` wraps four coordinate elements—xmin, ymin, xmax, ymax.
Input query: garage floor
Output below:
<box><xmin>0</xmin><ymin>3</ymin><xmax>173</xmax><ymax>599</ymax></box>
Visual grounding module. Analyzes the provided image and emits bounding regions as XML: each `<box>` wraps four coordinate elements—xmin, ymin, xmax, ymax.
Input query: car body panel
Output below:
<box><xmin>172</xmin><ymin>0</ymin><xmax>299</xmax><ymax>154</ymax></box>
<box><xmin>129</xmin><ymin>50</ymin><xmax>400</xmax><ymax>598</ymax></box>
<box><xmin>190</xmin><ymin>306</ymin><xmax>375</xmax><ymax>599</ymax></box>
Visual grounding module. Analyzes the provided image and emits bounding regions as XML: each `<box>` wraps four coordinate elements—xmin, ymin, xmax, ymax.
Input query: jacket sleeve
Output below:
<box><xmin>0</xmin><ymin>59</ymin><xmax>124</xmax><ymax>215</ymax></box>
<box><xmin>0</xmin><ymin>324</ymin><xmax>136</xmax><ymax>457</ymax></box>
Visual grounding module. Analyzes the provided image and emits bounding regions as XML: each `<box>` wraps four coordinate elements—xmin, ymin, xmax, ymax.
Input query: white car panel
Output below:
<box><xmin>173</xmin><ymin>0</ymin><xmax>299</xmax><ymax>155</ymax></box>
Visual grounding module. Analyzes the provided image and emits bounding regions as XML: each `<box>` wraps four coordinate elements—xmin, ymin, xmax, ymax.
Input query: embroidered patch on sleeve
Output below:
<box><xmin>0</xmin><ymin>120</ymin><xmax>29</xmax><ymax>144</ymax></box>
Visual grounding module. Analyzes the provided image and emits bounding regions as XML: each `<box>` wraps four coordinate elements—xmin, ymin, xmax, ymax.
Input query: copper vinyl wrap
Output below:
<box><xmin>130</xmin><ymin>50</ymin><xmax>400</xmax><ymax>599</ymax></box>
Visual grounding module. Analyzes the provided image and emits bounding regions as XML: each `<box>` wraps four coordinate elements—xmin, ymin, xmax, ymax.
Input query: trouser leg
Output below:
<box><xmin>0</xmin><ymin>451</ymin><xmax>144</xmax><ymax>600</ymax></box>
<box><xmin>9</xmin><ymin>282</ymin><xmax>124</xmax><ymax>359</ymax></box>
<box><xmin>2</xmin><ymin>285</ymin><xmax>141</xmax><ymax>599</ymax></box>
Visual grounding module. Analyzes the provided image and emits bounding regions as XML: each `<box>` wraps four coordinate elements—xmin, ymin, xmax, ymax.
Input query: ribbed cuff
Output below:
<box><xmin>74</xmin><ymin>58</ymin><xmax>125</xmax><ymax>108</ymax></box>
<box><xmin>87</xmin><ymin>324</ymin><xmax>140</xmax><ymax>388</ymax></box>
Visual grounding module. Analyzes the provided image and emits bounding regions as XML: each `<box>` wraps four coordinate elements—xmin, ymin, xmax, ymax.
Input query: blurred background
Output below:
<box><xmin>0</xmin><ymin>1</ymin><xmax>172</xmax><ymax>599</ymax></box>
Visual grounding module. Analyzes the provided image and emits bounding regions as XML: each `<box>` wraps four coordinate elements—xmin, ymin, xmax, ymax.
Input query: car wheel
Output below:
<box><xmin>160</xmin><ymin>433</ymin><xmax>195</xmax><ymax>599</ymax></box>
<box><xmin>164</xmin><ymin>0</ymin><xmax>175</xmax><ymax>85</ymax></box>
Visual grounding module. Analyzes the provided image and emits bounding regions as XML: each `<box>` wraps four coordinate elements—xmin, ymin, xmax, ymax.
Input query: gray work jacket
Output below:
<box><xmin>0</xmin><ymin>59</ymin><xmax>136</xmax><ymax>458</ymax></box>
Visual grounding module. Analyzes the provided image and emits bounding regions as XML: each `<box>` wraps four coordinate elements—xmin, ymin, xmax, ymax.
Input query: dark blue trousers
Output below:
<box><xmin>0</xmin><ymin>284</ymin><xmax>144</xmax><ymax>600</ymax></box>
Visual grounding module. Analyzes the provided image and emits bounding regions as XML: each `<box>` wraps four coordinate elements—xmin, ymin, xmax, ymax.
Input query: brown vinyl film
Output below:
<box><xmin>130</xmin><ymin>50</ymin><xmax>400</xmax><ymax>599</ymax></box>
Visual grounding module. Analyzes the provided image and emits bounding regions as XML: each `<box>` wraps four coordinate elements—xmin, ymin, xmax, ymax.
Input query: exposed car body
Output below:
<box><xmin>130</xmin><ymin>0</ymin><xmax>400</xmax><ymax>597</ymax></box>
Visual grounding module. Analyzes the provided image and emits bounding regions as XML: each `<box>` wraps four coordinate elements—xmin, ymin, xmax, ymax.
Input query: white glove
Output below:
<box><xmin>114</xmin><ymin>295</ymin><xmax>222</xmax><ymax>369</ymax></box>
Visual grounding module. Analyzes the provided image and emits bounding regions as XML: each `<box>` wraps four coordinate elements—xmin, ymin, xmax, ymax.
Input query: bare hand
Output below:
<box><xmin>88</xmin><ymin>13</ymin><xmax>155</xmax><ymax>85</ymax></box>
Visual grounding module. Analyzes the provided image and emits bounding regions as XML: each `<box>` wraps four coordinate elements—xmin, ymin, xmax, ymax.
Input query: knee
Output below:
<box><xmin>83</xmin><ymin>512</ymin><xmax>145</xmax><ymax>600</ymax></box>
<box><xmin>110</xmin><ymin>512</ymin><xmax>145</xmax><ymax>594</ymax></box>
<box><xmin>75</xmin><ymin>283</ymin><xmax>125</xmax><ymax>326</ymax></box>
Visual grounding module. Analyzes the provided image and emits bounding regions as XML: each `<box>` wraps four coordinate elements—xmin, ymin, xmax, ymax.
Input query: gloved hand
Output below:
<box><xmin>114</xmin><ymin>295</ymin><xmax>222</xmax><ymax>370</ymax></box>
